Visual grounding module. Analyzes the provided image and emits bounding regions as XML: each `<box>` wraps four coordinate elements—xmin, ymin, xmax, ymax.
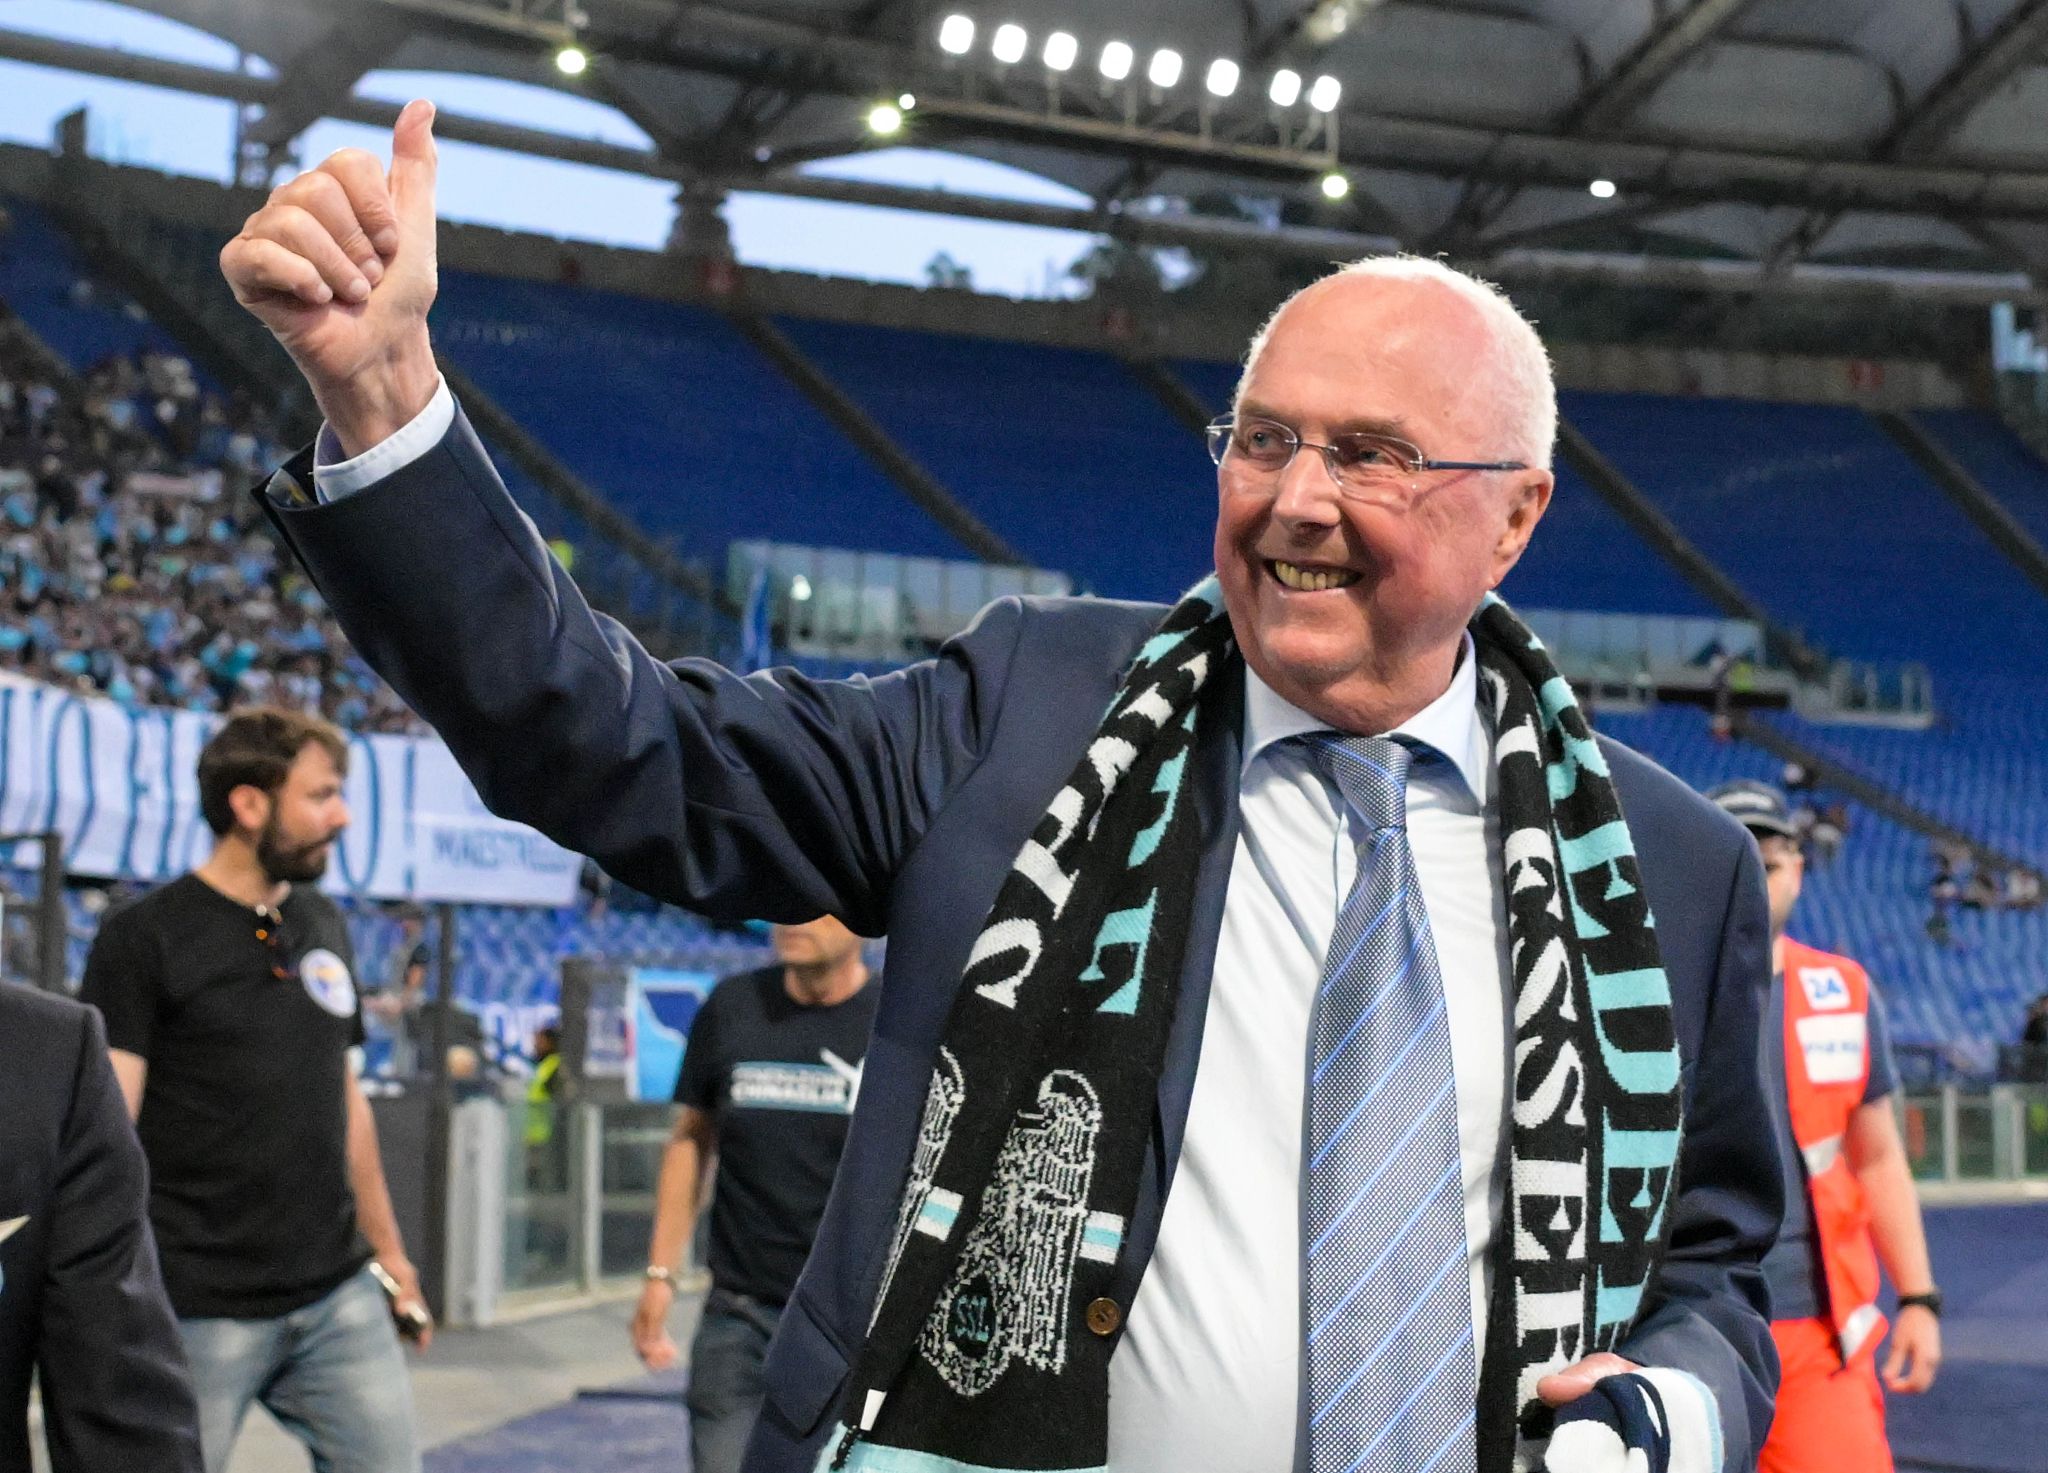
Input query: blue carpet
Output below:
<box><xmin>427</xmin><ymin>1205</ymin><xmax>2048</xmax><ymax>1472</ymax></box>
<box><xmin>425</xmin><ymin>1375</ymin><xmax>690</xmax><ymax>1473</ymax></box>
<box><xmin>1891</xmin><ymin>1204</ymin><xmax>2048</xmax><ymax>1473</ymax></box>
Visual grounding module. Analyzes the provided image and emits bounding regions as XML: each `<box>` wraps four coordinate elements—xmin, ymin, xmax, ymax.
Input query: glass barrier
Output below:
<box><xmin>729</xmin><ymin>540</ymin><xmax>1072</xmax><ymax>662</ymax></box>
<box><xmin>1520</xmin><ymin>609</ymin><xmax>1763</xmax><ymax>671</ymax></box>
<box><xmin>599</xmin><ymin>1102</ymin><xmax>674</xmax><ymax>1278</ymax></box>
<box><xmin>1953</xmin><ymin>1095</ymin><xmax>1998</xmax><ymax>1179</ymax></box>
<box><xmin>503</xmin><ymin>1098</ymin><xmax>578</xmax><ymax>1293</ymax></box>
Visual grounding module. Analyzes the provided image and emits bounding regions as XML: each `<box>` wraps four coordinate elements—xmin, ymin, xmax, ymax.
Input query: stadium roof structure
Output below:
<box><xmin>34</xmin><ymin>0</ymin><xmax>2048</xmax><ymax>302</ymax></box>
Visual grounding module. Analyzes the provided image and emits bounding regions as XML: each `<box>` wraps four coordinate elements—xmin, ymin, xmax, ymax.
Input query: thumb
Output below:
<box><xmin>389</xmin><ymin>99</ymin><xmax>439</xmax><ymax>239</ymax></box>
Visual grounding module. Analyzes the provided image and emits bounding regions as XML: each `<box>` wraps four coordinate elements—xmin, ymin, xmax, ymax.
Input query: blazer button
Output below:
<box><xmin>1085</xmin><ymin>1297</ymin><xmax>1122</xmax><ymax>1337</ymax></box>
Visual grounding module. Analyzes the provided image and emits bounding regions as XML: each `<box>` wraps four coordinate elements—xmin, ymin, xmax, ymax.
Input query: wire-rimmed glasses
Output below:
<box><xmin>1206</xmin><ymin>414</ymin><xmax>1526</xmax><ymax>498</ymax></box>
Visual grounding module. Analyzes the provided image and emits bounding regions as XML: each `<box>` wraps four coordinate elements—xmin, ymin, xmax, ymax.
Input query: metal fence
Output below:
<box><xmin>1900</xmin><ymin>1086</ymin><xmax>2048</xmax><ymax>1182</ymax></box>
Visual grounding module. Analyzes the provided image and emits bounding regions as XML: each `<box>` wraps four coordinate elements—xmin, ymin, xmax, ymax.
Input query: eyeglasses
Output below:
<box><xmin>1206</xmin><ymin>414</ymin><xmax>1526</xmax><ymax>498</ymax></box>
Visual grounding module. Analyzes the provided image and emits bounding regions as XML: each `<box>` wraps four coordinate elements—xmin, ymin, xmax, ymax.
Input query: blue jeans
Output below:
<box><xmin>687</xmin><ymin>1289</ymin><xmax>782</xmax><ymax>1473</ymax></box>
<box><xmin>178</xmin><ymin>1265</ymin><xmax>421</xmax><ymax>1473</ymax></box>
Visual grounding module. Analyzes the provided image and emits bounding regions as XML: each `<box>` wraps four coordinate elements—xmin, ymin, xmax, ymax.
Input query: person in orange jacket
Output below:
<box><xmin>1708</xmin><ymin>781</ymin><xmax>1942</xmax><ymax>1473</ymax></box>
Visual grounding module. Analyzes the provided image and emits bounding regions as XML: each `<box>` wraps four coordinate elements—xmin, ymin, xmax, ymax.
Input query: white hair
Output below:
<box><xmin>1235</xmin><ymin>254</ymin><xmax>1558</xmax><ymax>469</ymax></box>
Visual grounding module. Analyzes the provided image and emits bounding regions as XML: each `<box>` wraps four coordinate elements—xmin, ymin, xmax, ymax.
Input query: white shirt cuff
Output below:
<box><xmin>312</xmin><ymin>375</ymin><xmax>455</xmax><ymax>502</ymax></box>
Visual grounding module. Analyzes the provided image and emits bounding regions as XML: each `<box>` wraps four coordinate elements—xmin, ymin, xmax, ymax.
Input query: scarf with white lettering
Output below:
<box><xmin>821</xmin><ymin>582</ymin><xmax>1684</xmax><ymax>1473</ymax></box>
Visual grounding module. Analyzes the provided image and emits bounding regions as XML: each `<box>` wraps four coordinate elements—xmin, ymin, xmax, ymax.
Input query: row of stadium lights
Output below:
<box><xmin>936</xmin><ymin>14</ymin><xmax>1345</xmax><ymax>113</ymax></box>
<box><xmin>544</xmin><ymin>28</ymin><xmax>1616</xmax><ymax>204</ymax></box>
<box><xmin>920</xmin><ymin>14</ymin><xmax>1355</xmax><ymax>199</ymax></box>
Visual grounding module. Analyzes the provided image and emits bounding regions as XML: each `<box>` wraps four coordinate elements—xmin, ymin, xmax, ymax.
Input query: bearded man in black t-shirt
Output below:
<box><xmin>80</xmin><ymin>707</ymin><xmax>430</xmax><ymax>1473</ymax></box>
<box><xmin>629</xmin><ymin>916</ymin><xmax>880</xmax><ymax>1473</ymax></box>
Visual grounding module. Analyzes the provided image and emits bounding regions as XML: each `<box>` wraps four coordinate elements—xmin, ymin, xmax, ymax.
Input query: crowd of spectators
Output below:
<box><xmin>0</xmin><ymin>329</ymin><xmax>421</xmax><ymax>732</ymax></box>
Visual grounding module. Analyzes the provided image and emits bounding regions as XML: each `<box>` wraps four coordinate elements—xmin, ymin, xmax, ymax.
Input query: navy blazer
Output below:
<box><xmin>0</xmin><ymin>985</ymin><xmax>202</xmax><ymax>1473</ymax></box>
<box><xmin>262</xmin><ymin>404</ymin><xmax>1781</xmax><ymax>1472</ymax></box>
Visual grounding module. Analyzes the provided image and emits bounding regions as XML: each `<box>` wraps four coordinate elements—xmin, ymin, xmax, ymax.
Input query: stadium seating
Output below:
<box><xmin>1561</xmin><ymin>390</ymin><xmax>2048</xmax><ymax>672</ymax></box>
<box><xmin>1914</xmin><ymin>407</ymin><xmax>2048</xmax><ymax>553</ymax></box>
<box><xmin>777</xmin><ymin>317</ymin><xmax>1214</xmax><ymax>602</ymax></box>
<box><xmin>1594</xmin><ymin>703</ymin><xmax>2044</xmax><ymax>1066</ymax></box>
<box><xmin>430</xmin><ymin>272</ymin><xmax>978</xmax><ymax>569</ymax></box>
<box><xmin>1756</xmin><ymin>675</ymin><xmax>2048</xmax><ymax>871</ymax></box>
<box><xmin>343</xmin><ymin>897</ymin><xmax>771</xmax><ymax>1065</ymax></box>
<box><xmin>0</xmin><ymin>197</ymin><xmax>190</xmax><ymax>373</ymax></box>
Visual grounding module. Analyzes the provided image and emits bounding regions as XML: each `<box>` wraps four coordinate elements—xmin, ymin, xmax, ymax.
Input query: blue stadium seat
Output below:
<box><xmin>1595</xmin><ymin>702</ymin><xmax>2045</xmax><ymax>1063</ymax></box>
<box><xmin>430</xmin><ymin>273</ymin><xmax>977</xmax><ymax>568</ymax></box>
<box><xmin>0</xmin><ymin>198</ymin><xmax>186</xmax><ymax>371</ymax></box>
<box><xmin>1562</xmin><ymin>391</ymin><xmax>2048</xmax><ymax>671</ymax></box>
<box><xmin>778</xmin><ymin>317</ymin><xmax>1215</xmax><ymax>602</ymax></box>
<box><xmin>1913</xmin><ymin>408</ymin><xmax>2048</xmax><ymax>553</ymax></box>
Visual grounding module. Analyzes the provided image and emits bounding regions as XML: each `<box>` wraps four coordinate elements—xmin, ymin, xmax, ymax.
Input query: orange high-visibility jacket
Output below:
<box><xmin>1780</xmin><ymin>937</ymin><xmax>1888</xmax><ymax>1363</ymax></box>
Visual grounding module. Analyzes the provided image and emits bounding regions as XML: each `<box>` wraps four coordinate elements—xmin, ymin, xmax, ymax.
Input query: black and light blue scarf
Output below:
<box><xmin>823</xmin><ymin>582</ymin><xmax>1684</xmax><ymax>1473</ymax></box>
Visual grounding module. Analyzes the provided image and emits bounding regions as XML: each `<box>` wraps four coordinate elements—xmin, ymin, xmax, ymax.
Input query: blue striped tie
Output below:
<box><xmin>1300</xmin><ymin>734</ymin><xmax>1477</xmax><ymax>1473</ymax></box>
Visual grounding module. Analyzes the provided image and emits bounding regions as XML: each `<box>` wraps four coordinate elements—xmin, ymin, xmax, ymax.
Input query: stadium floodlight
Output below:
<box><xmin>992</xmin><ymin>23</ymin><xmax>1029</xmax><ymax>65</ymax></box>
<box><xmin>1320</xmin><ymin>171</ymin><xmax>1350</xmax><ymax>201</ymax></box>
<box><xmin>899</xmin><ymin>92</ymin><xmax>917</xmax><ymax>109</ymax></box>
<box><xmin>938</xmin><ymin>14</ymin><xmax>975</xmax><ymax>55</ymax></box>
<box><xmin>1099</xmin><ymin>40</ymin><xmax>1135</xmax><ymax>80</ymax></box>
<box><xmin>1269</xmin><ymin>68</ymin><xmax>1302</xmax><ymax>106</ymax></box>
<box><xmin>554</xmin><ymin>44</ymin><xmax>588</xmax><ymax>76</ymax></box>
<box><xmin>1308</xmin><ymin>74</ymin><xmax>1343</xmax><ymax>112</ymax></box>
<box><xmin>1148</xmin><ymin>48</ymin><xmax>1184</xmax><ymax>89</ymax></box>
<box><xmin>1589</xmin><ymin>177</ymin><xmax>1618</xmax><ymax>199</ymax></box>
<box><xmin>1043</xmin><ymin>31</ymin><xmax>1079</xmax><ymax>72</ymax></box>
<box><xmin>867</xmin><ymin>102</ymin><xmax>904</xmax><ymax>136</ymax></box>
<box><xmin>1205</xmin><ymin>59</ymin><xmax>1240</xmax><ymax>98</ymax></box>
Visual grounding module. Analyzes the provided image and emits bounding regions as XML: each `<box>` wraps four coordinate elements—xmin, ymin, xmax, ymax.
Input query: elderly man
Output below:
<box><xmin>222</xmin><ymin>103</ymin><xmax>1780</xmax><ymax>1473</ymax></box>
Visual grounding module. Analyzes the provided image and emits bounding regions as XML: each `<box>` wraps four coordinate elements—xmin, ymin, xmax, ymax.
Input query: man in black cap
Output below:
<box><xmin>1707</xmin><ymin>780</ymin><xmax>1938</xmax><ymax>1473</ymax></box>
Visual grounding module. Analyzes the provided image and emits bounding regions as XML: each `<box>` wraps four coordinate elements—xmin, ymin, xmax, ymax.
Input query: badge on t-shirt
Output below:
<box><xmin>1795</xmin><ymin>1012</ymin><xmax>1867</xmax><ymax>1085</ymax></box>
<box><xmin>1797</xmin><ymin>965</ymin><xmax>1851</xmax><ymax>1012</ymax></box>
<box><xmin>299</xmin><ymin>948</ymin><xmax>358</xmax><ymax>1018</ymax></box>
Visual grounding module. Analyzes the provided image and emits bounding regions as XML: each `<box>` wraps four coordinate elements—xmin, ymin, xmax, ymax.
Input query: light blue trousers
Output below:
<box><xmin>178</xmin><ymin>1265</ymin><xmax>421</xmax><ymax>1473</ymax></box>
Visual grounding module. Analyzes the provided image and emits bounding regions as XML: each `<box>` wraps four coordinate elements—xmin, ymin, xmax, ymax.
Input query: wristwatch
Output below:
<box><xmin>1897</xmin><ymin>1289</ymin><xmax>1943</xmax><ymax>1317</ymax></box>
<box><xmin>644</xmin><ymin>1264</ymin><xmax>677</xmax><ymax>1286</ymax></box>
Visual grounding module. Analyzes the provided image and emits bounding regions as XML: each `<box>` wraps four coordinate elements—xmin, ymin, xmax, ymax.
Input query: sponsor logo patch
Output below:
<box><xmin>300</xmin><ymin>948</ymin><xmax>358</xmax><ymax>1019</ymax></box>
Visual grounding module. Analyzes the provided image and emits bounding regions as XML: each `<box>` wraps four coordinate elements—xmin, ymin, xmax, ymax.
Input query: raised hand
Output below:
<box><xmin>220</xmin><ymin>99</ymin><xmax>442</xmax><ymax>456</ymax></box>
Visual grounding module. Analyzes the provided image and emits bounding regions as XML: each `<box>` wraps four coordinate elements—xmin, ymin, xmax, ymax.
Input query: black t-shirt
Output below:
<box><xmin>80</xmin><ymin>874</ymin><xmax>370</xmax><ymax>1319</ymax></box>
<box><xmin>675</xmin><ymin>966</ymin><xmax>880</xmax><ymax>1306</ymax></box>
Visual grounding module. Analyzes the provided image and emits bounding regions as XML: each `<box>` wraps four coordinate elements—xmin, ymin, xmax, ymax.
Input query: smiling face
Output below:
<box><xmin>1214</xmin><ymin>271</ymin><xmax>1554</xmax><ymax>733</ymax></box>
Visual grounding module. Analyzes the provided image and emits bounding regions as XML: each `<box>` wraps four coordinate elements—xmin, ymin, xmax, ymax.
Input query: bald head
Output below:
<box><xmin>1236</xmin><ymin>256</ymin><xmax>1557</xmax><ymax>469</ymax></box>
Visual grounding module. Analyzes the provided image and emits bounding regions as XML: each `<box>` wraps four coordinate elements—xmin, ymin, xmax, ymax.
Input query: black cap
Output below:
<box><xmin>1706</xmin><ymin>779</ymin><xmax>1798</xmax><ymax>840</ymax></box>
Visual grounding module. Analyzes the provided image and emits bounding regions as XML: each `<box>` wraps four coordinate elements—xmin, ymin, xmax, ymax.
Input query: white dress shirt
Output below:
<box><xmin>1106</xmin><ymin>646</ymin><xmax>1511</xmax><ymax>1473</ymax></box>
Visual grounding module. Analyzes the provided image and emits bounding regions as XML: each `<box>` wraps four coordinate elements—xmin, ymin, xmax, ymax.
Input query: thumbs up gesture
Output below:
<box><xmin>221</xmin><ymin>99</ymin><xmax>442</xmax><ymax>457</ymax></box>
